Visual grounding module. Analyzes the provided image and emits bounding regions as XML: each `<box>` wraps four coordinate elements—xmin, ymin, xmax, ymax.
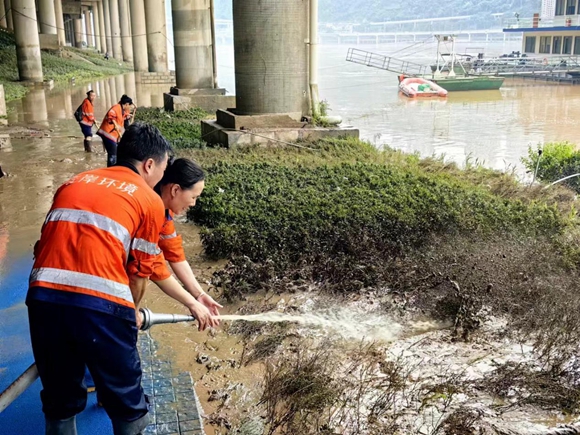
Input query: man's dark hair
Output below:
<box><xmin>86</xmin><ymin>90</ymin><xmax>95</xmax><ymax>97</ymax></box>
<box><xmin>117</xmin><ymin>123</ymin><xmax>173</xmax><ymax>164</ymax></box>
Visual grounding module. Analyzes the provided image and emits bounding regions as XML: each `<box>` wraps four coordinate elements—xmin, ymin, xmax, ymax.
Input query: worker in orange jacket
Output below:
<box><xmin>78</xmin><ymin>90</ymin><xmax>97</xmax><ymax>153</ymax></box>
<box><xmin>26</xmin><ymin>123</ymin><xmax>219</xmax><ymax>435</ymax></box>
<box><xmin>151</xmin><ymin>158</ymin><xmax>223</xmax><ymax>316</ymax></box>
<box><xmin>97</xmin><ymin>95</ymin><xmax>134</xmax><ymax>167</ymax></box>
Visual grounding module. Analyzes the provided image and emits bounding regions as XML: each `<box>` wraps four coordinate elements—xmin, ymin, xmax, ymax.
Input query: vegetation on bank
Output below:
<box><xmin>0</xmin><ymin>31</ymin><xmax>131</xmax><ymax>102</ymax></box>
<box><xmin>135</xmin><ymin>108</ymin><xmax>210</xmax><ymax>149</ymax></box>
<box><xmin>522</xmin><ymin>142</ymin><xmax>580</xmax><ymax>193</ymax></box>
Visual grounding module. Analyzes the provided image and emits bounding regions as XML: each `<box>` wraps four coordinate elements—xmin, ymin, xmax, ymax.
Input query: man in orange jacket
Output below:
<box><xmin>97</xmin><ymin>95</ymin><xmax>133</xmax><ymax>167</ymax></box>
<box><xmin>78</xmin><ymin>90</ymin><xmax>97</xmax><ymax>153</ymax></box>
<box><xmin>26</xmin><ymin>123</ymin><xmax>219</xmax><ymax>435</ymax></box>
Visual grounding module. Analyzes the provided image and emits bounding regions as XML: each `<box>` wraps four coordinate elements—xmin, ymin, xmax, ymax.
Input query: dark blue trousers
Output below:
<box><xmin>27</xmin><ymin>299</ymin><xmax>148</xmax><ymax>430</ymax></box>
<box><xmin>98</xmin><ymin>134</ymin><xmax>118</xmax><ymax>167</ymax></box>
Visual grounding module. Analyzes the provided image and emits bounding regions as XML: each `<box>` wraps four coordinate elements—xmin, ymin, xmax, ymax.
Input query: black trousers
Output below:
<box><xmin>27</xmin><ymin>299</ymin><xmax>148</xmax><ymax>433</ymax></box>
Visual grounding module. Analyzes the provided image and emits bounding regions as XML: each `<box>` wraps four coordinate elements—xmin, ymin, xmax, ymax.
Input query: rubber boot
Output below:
<box><xmin>46</xmin><ymin>416</ymin><xmax>78</xmax><ymax>435</ymax></box>
<box><xmin>111</xmin><ymin>413</ymin><xmax>150</xmax><ymax>435</ymax></box>
<box><xmin>83</xmin><ymin>139</ymin><xmax>93</xmax><ymax>153</ymax></box>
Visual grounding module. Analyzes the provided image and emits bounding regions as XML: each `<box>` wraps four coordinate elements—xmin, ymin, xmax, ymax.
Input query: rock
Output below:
<box><xmin>237</xmin><ymin>417</ymin><xmax>265</xmax><ymax>435</ymax></box>
<box><xmin>206</xmin><ymin>357</ymin><xmax>222</xmax><ymax>371</ymax></box>
<box><xmin>60</xmin><ymin>158</ymin><xmax>73</xmax><ymax>164</ymax></box>
<box><xmin>0</xmin><ymin>166</ymin><xmax>5</xmax><ymax>178</ymax></box>
<box><xmin>196</xmin><ymin>353</ymin><xmax>210</xmax><ymax>364</ymax></box>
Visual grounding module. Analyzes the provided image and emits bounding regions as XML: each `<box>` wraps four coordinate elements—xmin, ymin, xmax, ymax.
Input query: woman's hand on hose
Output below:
<box><xmin>187</xmin><ymin>300</ymin><xmax>220</xmax><ymax>331</ymax></box>
<box><xmin>197</xmin><ymin>292</ymin><xmax>223</xmax><ymax>319</ymax></box>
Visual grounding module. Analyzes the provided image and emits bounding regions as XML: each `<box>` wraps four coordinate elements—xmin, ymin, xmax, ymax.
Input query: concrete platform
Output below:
<box><xmin>201</xmin><ymin>119</ymin><xmax>360</xmax><ymax>147</ymax></box>
<box><xmin>164</xmin><ymin>88</ymin><xmax>235</xmax><ymax>113</ymax></box>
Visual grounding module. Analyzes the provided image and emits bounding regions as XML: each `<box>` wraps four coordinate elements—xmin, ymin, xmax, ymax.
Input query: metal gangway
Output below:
<box><xmin>347</xmin><ymin>47</ymin><xmax>580</xmax><ymax>78</ymax></box>
<box><xmin>346</xmin><ymin>48</ymin><xmax>430</xmax><ymax>77</ymax></box>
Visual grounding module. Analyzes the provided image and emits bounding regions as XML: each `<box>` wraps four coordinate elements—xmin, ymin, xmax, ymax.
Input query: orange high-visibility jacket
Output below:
<box><xmin>97</xmin><ymin>104</ymin><xmax>128</xmax><ymax>143</ymax></box>
<box><xmin>80</xmin><ymin>98</ymin><xmax>95</xmax><ymax>127</ymax></box>
<box><xmin>150</xmin><ymin>210</ymin><xmax>187</xmax><ymax>282</ymax></box>
<box><xmin>28</xmin><ymin>166</ymin><xmax>166</xmax><ymax>320</ymax></box>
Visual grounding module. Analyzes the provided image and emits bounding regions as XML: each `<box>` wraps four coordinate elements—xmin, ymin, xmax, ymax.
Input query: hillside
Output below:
<box><xmin>214</xmin><ymin>0</ymin><xmax>541</xmax><ymax>28</ymax></box>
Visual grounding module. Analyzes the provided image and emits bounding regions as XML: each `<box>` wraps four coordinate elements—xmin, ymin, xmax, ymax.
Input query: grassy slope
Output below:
<box><xmin>0</xmin><ymin>31</ymin><xmax>131</xmax><ymax>102</ymax></box>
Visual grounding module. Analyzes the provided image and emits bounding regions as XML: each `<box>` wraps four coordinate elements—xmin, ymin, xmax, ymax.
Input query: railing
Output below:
<box><xmin>503</xmin><ymin>15</ymin><xmax>580</xmax><ymax>29</ymax></box>
<box><xmin>346</xmin><ymin>48</ymin><xmax>430</xmax><ymax>76</ymax></box>
<box><xmin>468</xmin><ymin>55</ymin><xmax>580</xmax><ymax>75</ymax></box>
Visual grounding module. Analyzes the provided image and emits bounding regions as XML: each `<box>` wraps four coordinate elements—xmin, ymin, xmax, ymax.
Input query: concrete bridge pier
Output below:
<box><xmin>144</xmin><ymin>0</ymin><xmax>168</xmax><ymax>72</ymax></box>
<box><xmin>0</xmin><ymin>0</ymin><xmax>6</xmax><ymax>29</ymax></box>
<box><xmin>54</xmin><ymin>0</ymin><xmax>66</xmax><ymax>46</ymax></box>
<box><xmin>202</xmin><ymin>0</ymin><xmax>358</xmax><ymax>147</ymax></box>
<box><xmin>129</xmin><ymin>0</ymin><xmax>148</xmax><ymax>72</ymax></box>
<box><xmin>83</xmin><ymin>8</ymin><xmax>92</xmax><ymax>47</ymax></box>
<box><xmin>97</xmin><ymin>0</ymin><xmax>106</xmax><ymax>52</ymax></box>
<box><xmin>74</xmin><ymin>17</ymin><xmax>83</xmax><ymax>48</ymax></box>
<box><xmin>13</xmin><ymin>0</ymin><xmax>43</xmax><ymax>82</ymax></box>
<box><xmin>37</xmin><ymin>0</ymin><xmax>57</xmax><ymax>35</ymax></box>
<box><xmin>102</xmin><ymin>0</ymin><xmax>113</xmax><ymax>55</ymax></box>
<box><xmin>91</xmin><ymin>3</ymin><xmax>102</xmax><ymax>52</ymax></box>
<box><xmin>5</xmin><ymin>0</ymin><xmax>13</xmax><ymax>31</ymax></box>
<box><xmin>119</xmin><ymin>0</ymin><xmax>133</xmax><ymax>62</ymax></box>
<box><xmin>109</xmin><ymin>0</ymin><xmax>123</xmax><ymax>60</ymax></box>
<box><xmin>164</xmin><ymin>0</ymin><xmax>233</xmax><ymax>112</ymax></box>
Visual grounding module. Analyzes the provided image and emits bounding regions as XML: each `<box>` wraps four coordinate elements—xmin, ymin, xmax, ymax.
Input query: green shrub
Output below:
<box><xmin>522</xmin><ymin>142</ymin><xmax>580</xmax><ymax>193</ymax></box>
<box><xmin>135</xmin><ymin>107</ymin><xmax>210</xmax><ymax>149</ymax></box>
<box><xmin>188</xmin><ymin>141</ymin><xmax>565</xmax><ymax>296</ymax></box>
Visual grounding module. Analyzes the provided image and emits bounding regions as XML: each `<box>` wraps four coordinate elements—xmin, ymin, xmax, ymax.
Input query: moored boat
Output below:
<box><xmin>398</xmin><ymin>76</ymin><xmax>448</xmax><ymax>98</ymax></box>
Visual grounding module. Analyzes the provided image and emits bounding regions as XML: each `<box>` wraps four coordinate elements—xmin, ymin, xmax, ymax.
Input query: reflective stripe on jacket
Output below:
<box><xmin>28</xmin><ymin>166</ymin><xmax>166</xmax><ymax>315</ymax></box>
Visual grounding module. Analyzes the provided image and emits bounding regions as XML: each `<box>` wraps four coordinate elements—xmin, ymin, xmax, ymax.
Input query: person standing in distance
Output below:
<box><xmin>27</xmin><ymin>123</ymin><xmax>218</xmax><ymax>435</ymax></box>
<box><xmin>76</xmin><ymin>90</ymin><xmax>97</xmax><ymax>153</ymax></box>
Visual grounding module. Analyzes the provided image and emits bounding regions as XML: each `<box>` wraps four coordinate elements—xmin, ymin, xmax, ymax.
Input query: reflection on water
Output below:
<box><xmin>0</xmin><ymin>73</ymin><xmax>168</xmax><ymax>263</ymax></box>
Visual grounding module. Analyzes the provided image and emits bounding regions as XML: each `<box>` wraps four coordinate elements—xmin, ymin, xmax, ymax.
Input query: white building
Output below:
<box><xmin>504</xmin><ymin>0</ymin><xmax>580</xmax><ymax>56</ymax></box>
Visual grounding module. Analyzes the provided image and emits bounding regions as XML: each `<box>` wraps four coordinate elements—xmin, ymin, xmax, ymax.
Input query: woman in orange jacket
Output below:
<box><xmin>97</xmin><ymin>95</ymin><xmax>134</xmax><ymax>167</ymax></box>
<box><xmin>152</xmin><ymin>158</ymin><xmax>223</xmax><ymax>316</ymax></box>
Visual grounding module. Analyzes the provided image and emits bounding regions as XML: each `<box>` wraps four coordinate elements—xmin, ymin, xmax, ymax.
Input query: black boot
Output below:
<box><xmin>46</xmin><ymin>416</ymin><xmax>78</xmax><ymax>435</ymax></box>
<box><xmin>83</xmin><ymin>139</ymin><xmax>93</xmax><ymax>153</ymax></box>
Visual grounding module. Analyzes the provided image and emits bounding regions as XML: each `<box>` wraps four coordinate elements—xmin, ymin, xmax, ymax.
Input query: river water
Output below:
<box><xmin>2</xmin><ymin>40</ymin><xmax>580</xmax><ymax>433</ymax></box>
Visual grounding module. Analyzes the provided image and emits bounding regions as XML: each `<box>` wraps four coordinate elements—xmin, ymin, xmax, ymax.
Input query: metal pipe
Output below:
<box><xmin>544</xmin><ymin>173</ymin><xmax>580</xmax><ymax>189</ymax></box>
<box><xmin>0</xmin><ymin>309</ymin><xmax>197</xmax><ymax>413</ymax></box>
<box><xmin>0</xmin><ymin>363</ymin><xmax>39</xmax><ymax>413</ymax></box>
<box><xmin>309</xmin><ymin>0</ymin><xmax>320</xmax><ymax>117</ymax></box>
<box><xmin>209</xmin><ymin>0</ymin><xmax>218</xmax><ymax>89</ymax></box>
<box><xmin>139</xmin><ymin>307</ymin><xmax>196</xmax><ymax>331</ymax></box>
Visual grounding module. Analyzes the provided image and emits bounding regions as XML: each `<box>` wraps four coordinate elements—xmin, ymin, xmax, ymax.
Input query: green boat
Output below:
<box><xmin>429</xmin><ymin>75</ymin><xmax>505</xmax><ymax>91</ymax></box>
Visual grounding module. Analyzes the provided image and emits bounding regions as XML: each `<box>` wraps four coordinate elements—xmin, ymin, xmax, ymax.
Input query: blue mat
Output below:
<box><xmin>0</xmin><ymin>257</ymin><xmax>112</xmax><ymax>434</ymax></box>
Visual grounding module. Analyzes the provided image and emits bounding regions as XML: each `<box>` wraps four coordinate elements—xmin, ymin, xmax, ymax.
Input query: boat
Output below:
<box><xmin>398</xmin><ymin>76</ymin><xmax>448</xmax><ymax>97</ymax></box>
<box><xmin>430</xmin><ymin>76</ymin><xmax>505</xmax><ymax>91</ymax></box>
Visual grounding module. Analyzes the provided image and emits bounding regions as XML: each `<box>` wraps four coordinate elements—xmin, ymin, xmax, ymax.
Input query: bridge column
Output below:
<box><xmin>119</xmin><ymin>0</ymin><xmax>133</xmax><ymax>62</ymax></box>
<box><xmin>109</xmin><ymin>0</ymin><xmax>123</xmax><ymax>60</ymax></box>
<box><xmin>83</xmin><ymin>8</ymin><xmax>92</xmax><ymax>47</ymax></box>
<box><xmin>0</xmin><ymin>0</ymin><xmax>6</xmax><ymax>29</ymax></box>
<box><xmin>163</xmin><ymin>0</ymin><xmax>233</xmax><ymax>112</ymax></box>
<box><xmin>97</xmin><ymin>0</ymin><xmax>106</xmax><ymax>53</ymax></box>
<box><xmin>38</xmin><ymin>0</ymin><xmax>57</xmax><ymax>35</ymax></box>
<box><xmin>103</xmin><ymin>0</ymin><xmax>113</xmax><ymax>55</ymax></box>
<box><xmin>91</xmin><ymin>3</ymin><xmax>101</xmax><ymax>52</ymax></box>
<box><xmin>74</xmin><ymin>17</ymin><xmax>83</xmax><ymax>48</ymax></box>
<box><xmin>5</xmin><ymin>0</ymin><xmax>13</xmax><ymax>31</ymax></box>
<box><xmin>54</xmin><ymin>0</ymin><xmax>66</xmax><ymax>46</ymax></box>
<box><xmin>13</xmin><ymin>0</ymin><xmax>44</xmax><ymax>81</ymax></box>
<box><xmin>130</xmin><ymin>0</ymin><xmax>148</xmax><ymax>72</ymax></box>
<box><xmin>144</xmin><ymin>0</ymin><xmax>168</xmax><ymax>72</ymax></box>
